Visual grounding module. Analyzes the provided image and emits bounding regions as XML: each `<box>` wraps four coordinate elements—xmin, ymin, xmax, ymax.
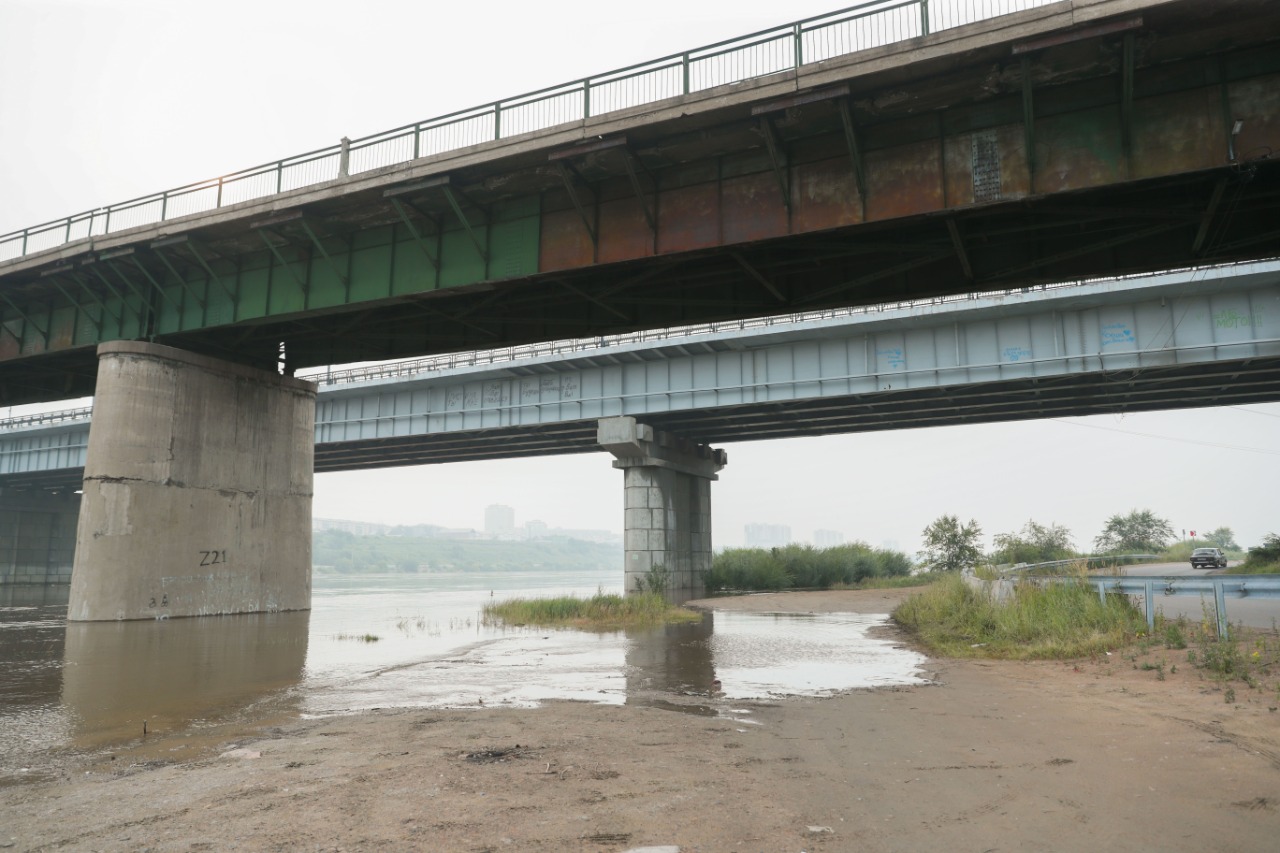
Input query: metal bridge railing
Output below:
<box><xmin>0</xmin><ymin>406</ymin><xmax>94</xmax><ymax>431</ymax></box>
<box><xmin>0</xmin><ymin>0</ymin><xmax>1060</xmax><ymax>263</ymax></box>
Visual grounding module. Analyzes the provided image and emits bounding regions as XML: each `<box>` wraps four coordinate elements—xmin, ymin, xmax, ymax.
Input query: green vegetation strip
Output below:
<box><xmin>707</xmin><ymin>543</ymin><xmax>912</xmax><ymax>592</ymax></box>
<box><xmin>482</xmin><ymin>592</ymin><xmax>702</xmax><ymax>629</ymax></box>
<box><xmin>1235</xmin><ymin>534</ymin><xmax>1280</xmax><ymax>574</ymax></box>
<box><xmin>893</xmin><ymin>574</ymin><xmax>1146</xmax><ymax>659</ymax></box>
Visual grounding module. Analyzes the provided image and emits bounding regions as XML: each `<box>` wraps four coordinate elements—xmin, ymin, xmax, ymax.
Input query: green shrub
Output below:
<box><xmin>706</xmin><ymin>542</ymin><xmax>914</xmax><ymax>592</ymax></box>
<box><xmin>892</xmin><ymin>573</ymin><xmax>1146</xmax><ymax>659</ymax></box>
<box><xmin>483</xmin><ymin>591</ymin><xmax>700</xmax><ymax>628</ymax></box>
<box><xmin>1237</xmin><ymin>534</ymin><xmax>1280</xmax><ymax>574</ymax></box>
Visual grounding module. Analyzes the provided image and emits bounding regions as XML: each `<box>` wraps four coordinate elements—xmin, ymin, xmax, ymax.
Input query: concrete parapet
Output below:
<box><xmin>598</xmin><ymin>417</ymin><xmax>725</xmax><ymax>598</ymax></box>
<box><xmin>68</xmin><ymin>342</ymin><xmax>317</xmax><ymax>621</ymax></box>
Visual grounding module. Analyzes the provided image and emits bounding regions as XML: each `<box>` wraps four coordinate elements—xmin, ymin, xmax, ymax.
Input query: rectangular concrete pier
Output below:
<box><xmin>599</xmin><ymin>417</ymin><xmax>725</xmax><ymax>598</ymax></box>
<box><xmin>68</xmin><ymin>342</ymin><xmax>316</xmax><ymax>621</ymax></box>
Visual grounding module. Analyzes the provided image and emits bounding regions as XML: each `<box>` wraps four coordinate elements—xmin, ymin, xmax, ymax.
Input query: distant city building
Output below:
<box><xmin>553</xmin><ymin>528</ymin><xmax>622</xmax><ymax>545</ymax></box>
<box><xmin>313</xmin><ymin>517</ymin><xmax>391</xmax><ymax>536</ymax></box>
<box><xmin>813</xmin><ymin>529</ymin><xmax>844</xmax><ymax>548</ymax></box>
<box><xmin>524</xmin><ymin>519</ymin><xmax>549</xmax><ymax>539</ymax></box>
<box><xmin>745</xmin><ymin>522</ymin><xmax>791</xmax><ymax>549</ymax></box>
<box><xmin>485</xmin><ymin>504</ymin><xmax>516</xmax><ymax>537</ymax></box>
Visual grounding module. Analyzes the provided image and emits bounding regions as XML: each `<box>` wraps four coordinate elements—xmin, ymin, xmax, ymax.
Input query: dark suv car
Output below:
<box><xmin>1190</xmin><ymin>547</ymin><xmax>1227</xmax><ymax>569</ymax></box>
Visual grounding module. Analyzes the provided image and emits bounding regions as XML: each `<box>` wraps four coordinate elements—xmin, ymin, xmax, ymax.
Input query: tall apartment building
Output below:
<box><xmin>484</xmin><ymin>504</ymin><xmax>516</xmax><ymax>537</ymax></box>
<box><xmin>813</xmin><ymin>529</ymin><xmax>845</xmax><ymax>548</ymax></box>
<box><xmin>745</xmin><ymin>522</ymin><xmax>792</xmax><ymax>549</ymax></box>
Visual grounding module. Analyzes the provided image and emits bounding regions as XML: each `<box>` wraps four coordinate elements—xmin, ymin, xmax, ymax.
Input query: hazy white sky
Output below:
<box><xmin>3</xmin><ymin>0</ymin><xmax>1277</xmax><ymax>553</ymax></box>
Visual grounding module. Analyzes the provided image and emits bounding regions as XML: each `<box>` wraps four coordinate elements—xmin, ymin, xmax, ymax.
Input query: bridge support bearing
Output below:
<box><xmin>68</xmin><ymin>342</ymin><xmax>317</xmax><ymax>621</ymax></box>
<box><xmin>598</xmin><ymin>417</ymin><xmax>726</xmax><ymax>599</ymax></box>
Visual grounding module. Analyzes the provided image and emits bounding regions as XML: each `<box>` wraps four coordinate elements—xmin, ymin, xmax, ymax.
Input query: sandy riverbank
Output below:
<box><xmin>2</xmin><ymin>588</ymin><xmax>1278</xmax><ymax>851</ymax></box>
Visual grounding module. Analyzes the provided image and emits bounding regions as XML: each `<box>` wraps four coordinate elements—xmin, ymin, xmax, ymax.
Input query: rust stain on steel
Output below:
<box><xmin>597</xmin><ymin>196</ymin><xmax>655</xmax><ymax>265</ymax></box>
<box><xmin>538</xmin><ymin>207</ymin><xmax>594</xmax><ymax>272</ymax></box>
<box><xmin>864</xmin><ymin>139</ymin><xmax>944</xmax><ymax>222</ymax></box>
<box><xmin>49</xmin><ymin>310</ymin><xmax>74</xmax><ymax>350</ymax></box>
<box><xmin>996</xmin><ymin>124</ymin><xmax>1031</xmax><ymax>198</ymax></box>
<box><xmin>1132</xmin><ymin>88</ymin><xmax>1223</xmax><ymax>180</ymax></box>
<box><xmin>944</xmin><ymin>133</ymin><xmax>978</xmax><ymax>207</ymax></box>
<box><xmin>1230</xmin><ymin>75</ymin><xmax>1280</xmax><ymax>163</ymax></box>
<box><xmin>0</xmin><ymin>323</ymin><xmax>20</xmax><ymax>360</ymax></box>
<box><xmin>1036</xmin><ymin>106</ymin><xmax>1126</xmax><ymax>194</ymax></box>
<box><xmin>657</xmin><ymin>184</ymin><xmax>720</xmax><ymax>255</ymax></box>
<box><xmin>792</xmin><ymin>157</ymin><xmax>861</xmax><ymax>233</ymax></box>
<box><xmin>722</xmin><ymin>171</ymin><xmax>789</xmax><ymax>245</ymax></box>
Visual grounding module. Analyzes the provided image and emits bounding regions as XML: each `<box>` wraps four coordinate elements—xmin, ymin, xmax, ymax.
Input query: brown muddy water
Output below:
<box><xmin>0</xmin><ymin>571</ymin><xmax>926</xmax><ymax>784</ymax></box>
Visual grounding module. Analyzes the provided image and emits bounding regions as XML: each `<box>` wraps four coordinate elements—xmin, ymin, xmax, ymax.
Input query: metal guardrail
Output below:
<box><xmin>0</xmin><ymin>406</ymin><xmax>94</xmax><ymax>430</ymax></box>
<box><xmin>0</xmin><ymin>0</ymin><xmax>1059</xmax><ymax>263</ymax></box>
<box><xmin>982</xmin><ymin>566</ymin><xmax>1280</xmax><ymax>639</ymax></box>
<box><xmin>1000</xmin><ymin>555</ymin><xmax>1162</xmax><ymax>572</ymax></box>
<box><xmin>1085</xmin><ymin>575</ymin><xmax>1280</xmax><ymax>640</ymax></box>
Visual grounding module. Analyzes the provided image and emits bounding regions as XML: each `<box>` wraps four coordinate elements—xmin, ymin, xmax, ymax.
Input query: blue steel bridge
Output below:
<box><xmin>4</xmin><ymin>260</ymin><xmax>1277</xmax><ymax>491</ymax></box>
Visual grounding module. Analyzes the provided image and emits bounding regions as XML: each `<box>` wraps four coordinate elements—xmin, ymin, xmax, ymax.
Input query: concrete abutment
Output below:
<box><xmin>598</xmin><ymin>417</ymin><xmax>726</xmax><ymax>599</ymax></box>
<box><xmin>68</xmin><ymin>342</ymin><xmax>316</xmax><ymax>621</ymax></box>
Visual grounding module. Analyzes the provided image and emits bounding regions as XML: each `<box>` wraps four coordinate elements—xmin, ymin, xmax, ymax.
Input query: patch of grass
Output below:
<box><xmin>892</xmin><ymin>573</ymin><xmax>1146</xmax><ymax>659</ymax></box>
<box><xmin>634</xmin><ymin>563</ymin><xmax>672</xmax><ymax>595</ymax></box>
<box><xmin>1232</xmin><ymin>561</ymin><xmax>1280</xmax><ymax>575</ymax></box>
<box><xmin>482</xmin><ymin>591</ymin><xmax>701</xmax><ymax>630</ymax></box>
<box><xmin>833</xmin><ymin>571</ymin><xmax>947</xmax><ymax>590</ymax></box>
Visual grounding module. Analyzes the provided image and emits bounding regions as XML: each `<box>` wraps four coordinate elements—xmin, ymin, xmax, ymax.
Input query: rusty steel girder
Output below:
<box><xmin>1</xmin><ymin>0</ymin><xmax>1279</xmax><ymax>405</ymax></box>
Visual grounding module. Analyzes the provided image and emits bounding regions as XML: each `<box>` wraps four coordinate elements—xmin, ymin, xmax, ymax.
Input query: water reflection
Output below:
<box><xmin>0</xmin><ymin>602</ymin><xmax>72</xmax><ymax>777</ymax></box>
<box><xmin>625</xmin><ymin>612</ymin><xmax>715</xmax><ymax>693</ymax></box>
<box><xmin>1</xmin><ymin>574</ymin><xmax>928</xmax><ymax>776</ymax></box>
<box><xmin>62</xmin><ymin>611</ymin><xmax>309</xmax><ymax>751</ymax></box>
<box><xmin>0</xmin><ymin>583</ymin><xmax>70</xmax><ymax>607</ymax></box>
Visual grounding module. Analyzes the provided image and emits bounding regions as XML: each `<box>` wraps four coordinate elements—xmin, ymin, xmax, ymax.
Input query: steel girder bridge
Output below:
<box><xmin>1</xmin><ymin>0</ymin><xmax>1279</xmax><ymax>406</ymax></box>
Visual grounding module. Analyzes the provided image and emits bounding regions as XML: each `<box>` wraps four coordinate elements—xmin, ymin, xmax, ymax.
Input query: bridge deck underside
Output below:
<box><xmin>2</xmin><ymin>0</ymin><xmax>1280</xmax><ymax>405</ymax></box>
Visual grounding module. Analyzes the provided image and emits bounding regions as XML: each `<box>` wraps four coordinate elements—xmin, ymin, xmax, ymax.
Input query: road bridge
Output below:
<box><xmin>1</xmin><ymin>0</ymin><xmax>1278</xmax><ymax>405</ymax></box>
<box><xmin>4</xmin><ymin>261</ymin><xmax>1278</xmax><ymax>608</ymax></box>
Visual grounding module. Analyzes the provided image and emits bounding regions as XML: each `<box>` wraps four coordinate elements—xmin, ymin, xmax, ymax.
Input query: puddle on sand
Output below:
<box><xmin>0</xmin><ymin>575</ymin><xmax>928</xmax><ymax>779</ymax></box>
<box><xmin>303</xmin><ymin>608</ymin><xmax>928</xmax><ymax>716</ymax></box>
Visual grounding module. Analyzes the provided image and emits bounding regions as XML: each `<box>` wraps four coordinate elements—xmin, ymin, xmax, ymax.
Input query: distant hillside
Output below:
<box><xmin>313</xmin><ymin>529</ymin><xmax>621</xmax><ymax>574</ymax></box>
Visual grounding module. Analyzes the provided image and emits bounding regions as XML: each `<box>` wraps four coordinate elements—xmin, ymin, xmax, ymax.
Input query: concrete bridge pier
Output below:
<box><xmin>598</xmin><ymin>417</ymin><xmax>726</xmax><ymax>599</ymax></box>
<box><xmin>68</xmin><ymin>342</ymin><xmax>317</xmax><ymax>621</ymax></box>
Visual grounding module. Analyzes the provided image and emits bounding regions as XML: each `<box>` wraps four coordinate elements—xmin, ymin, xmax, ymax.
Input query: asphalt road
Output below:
<box><xmin>1115</xmin><ymin>561</ymin><xmax>1278</xmax><ymax>629</ymax></box>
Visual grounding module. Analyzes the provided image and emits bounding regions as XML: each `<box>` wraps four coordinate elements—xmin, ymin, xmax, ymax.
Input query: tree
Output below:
<box><xmin>1093</xmin><ymin>509</ymin><xmax>1175</xmax><ymax>554</ymax></box>
<box><xmin>991</xmin><ymin>520</ymin><xmax>1075</xmax><ymax>565</ymax></box>
<box><xmin>1205</xmin><ymin>527</ymin><xmax>1239</xmax><ymax>551</ymax></box>
<box><xmin>921</xmin><ymin>515</ymin><xmax>984</xmax><ymax>572</ymax></box>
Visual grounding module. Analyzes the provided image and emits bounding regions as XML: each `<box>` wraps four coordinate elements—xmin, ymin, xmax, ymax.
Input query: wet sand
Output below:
<box><xmin>3</xmin><ymin>587</ymin><xmax>1279</xmax><ymax>851</ymax></box>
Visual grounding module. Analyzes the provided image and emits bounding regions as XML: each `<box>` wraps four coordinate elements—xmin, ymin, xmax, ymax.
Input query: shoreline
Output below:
<box><xmin>3</xmin><ymin>588</ymin><xmax>1278</xmax><ymax>851</ymax></box>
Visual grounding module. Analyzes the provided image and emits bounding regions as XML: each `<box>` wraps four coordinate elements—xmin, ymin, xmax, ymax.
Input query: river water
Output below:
<box><xmin>0</xmin><ymin>571</ymin><xmax>927</xmax><ymax>784</ymax></box>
